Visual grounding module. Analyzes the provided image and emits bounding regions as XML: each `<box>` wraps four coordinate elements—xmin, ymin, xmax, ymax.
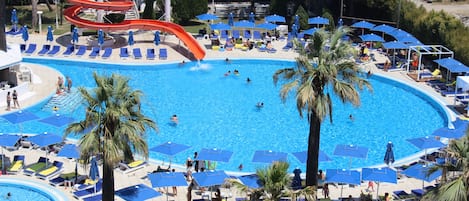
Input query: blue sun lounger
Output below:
<box><xmin>133</xmin><ymin>48</ymin><xmax>142</xmax><ymax>59</ymax></box>
<box><xmin>102</xmin><ymin>48</ymin><xmax>112</xmax><ymax>59</ymax></box>
<box><xmin>7</xmin><ymin>155</ymin><xmax>25</xmax><ymax>174</ymax></box>
<box><xmin>73</xmin><ymin>180</ymin><xmax>103</xmax><ymax>199</ymax></box>
<box><xmin>253</xmin><ymin>31</ymin><xmax>262</xmax><ymax>41</ymax></box>
<box><xmin>89</xmin><ymin>47</ymin><xmax>100</xmax><ymax>58</ymax></box>
<box><xmin>119</xmin><ymin>47</ymin><xmax>129</xmax><ymax>59</ymax></box>
<box><xmin>24</xmin><ymin>44</ymin><xmax>37</xmax><ymax>55</ymax></box>
<box><xmin>146</xmin><ymin>48</ymin><xmax>155</xmax><ymax>60</ymax></box>
<box><xmin>244</xmin><ymin>30</ymin><xmax>251</xmax><ymax>39</ymax></box>
<box><xmin>36</xmin><ymin>161</ymin><xmax>64</xmax><ymax>180</ymax></box>
<box><xmin>62</xmin><ymin>45</ymin><xmax>74</xmax><ymax>56</ymax></box>
<box><xmin>75</xmin><ymin>45</ymin><xmax>87</xmax><ymax>57</ymax></box>
<box><xmin>37</xmin><ymin>44</ymin><xmax>51</xmax><ymax>56</ymax></box>
<box><xmin>159</xmin><ymin>48</ymin><xmax>167</xmax><ymax>60</ymax></box>
<box><xmin>47</xmin><ymin>45</ymin><xmax>61</xmax><ymax>56</ymax></box>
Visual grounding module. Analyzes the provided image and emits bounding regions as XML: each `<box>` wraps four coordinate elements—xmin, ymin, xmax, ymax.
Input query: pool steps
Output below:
<box><xmin>42</xmin><ymin>89</ymin><xmax>83</xmax><ymax>114</ymax></box>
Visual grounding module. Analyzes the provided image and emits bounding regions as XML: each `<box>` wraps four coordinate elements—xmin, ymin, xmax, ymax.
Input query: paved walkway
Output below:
<box><xmin>2</xmin><ymin>30</ymin><xmax>462</xmax><ymax>200</ymax></box>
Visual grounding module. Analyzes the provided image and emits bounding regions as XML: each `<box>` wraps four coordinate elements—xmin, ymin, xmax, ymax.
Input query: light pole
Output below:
<box><xmin>37</xmin><ymin>11</ymin><xmax>43</xmax><ymax>33</ymax></box>
<box><xmin>340</xmin><ymin>0</ymin><xmax>344</xmax><ymax>18</ymax></box>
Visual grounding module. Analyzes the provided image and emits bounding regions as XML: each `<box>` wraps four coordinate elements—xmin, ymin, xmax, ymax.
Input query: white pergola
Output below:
<box><xmin>405</xmin><ymin>45</ymin><xmax>454</xmax><ymax>81</ymax></box>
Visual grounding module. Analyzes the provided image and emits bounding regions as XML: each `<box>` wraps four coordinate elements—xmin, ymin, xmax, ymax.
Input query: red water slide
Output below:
<box><xmin>64</xmin><ymin>0</ymin><xmax>206</xmax><ymax>60</ymax></box>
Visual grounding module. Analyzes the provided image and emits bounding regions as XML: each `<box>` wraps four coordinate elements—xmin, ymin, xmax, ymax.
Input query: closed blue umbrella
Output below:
<box><xmin>11</xmin><ymin>9</ymin><xmax>18</xmax><ymax>25</ymax></box>
<box><xmin>239</xmin><ymin>174</ymin><xmax>262</xmax><ymax>189</ymax></box>
<box><xmin>72</xmin><ymin>27</ymin><xmax>79</xmax><ymax>45</ymax></box>
<box><xmin>291</xmin><ymin>23</ymin><xmax>298</xmax><ymax>38</ymax></box>
<box><xmin>0</xmin><ymin>134</ymin><xmax>21</xmax><ymax>172</ymax></box>
<box><xmin>90</xmin><ymin>156</ymin><xmax>100</xmax><ymax>181</ymax></box>
<box><xmin>22</xmin><ymin>25</ymin><xmax>29</xmax><ymax>43</ymax></box>
<box><xmin>308</xmin><ymin>16</ymin><xmax>329</xmax><ymax>25</ymax></box>
<box><xmin>362</xmin><ymin>167</ymin><xmax>397</xmax><ymax>199</ymax></box>
<box><xmin>294</xmin><ymin>15</ymin><xmax>300</xmax><ymax>28</ymax></box>
<box><xmin>197</xmin><ymin>148</ymin><xmax>233</xmax><ymax>163</ymax></box>
<box><xmin>228</xmin><ymin>13</ymin><xmax>234</xmax><ymax>26</ymax></box>
<box><xmin>325</xmin><ymin>169</ymin><xmax>361</xmax><ymax>197</ymax></box>
<box><xmin>252</xmin><ymin>150</ymin><xmax>287</xmax><ymax>163</ymax></box>
<box><xmin>196</xmin><ymin>13</ymin><xmax>219</xmax><ymax>21</ymax></box>
<box><xmin>292</xmin><ymin>150</ymin><xmax>332</xmax><ymax>163</ymax></box>
<box><xmin>249</xmin><ymin>12</ymin><xmax>255</xmax><ymax>23</ymax></box>
<box><xmin>384</xmin><ymin>142</ymin><xmax>395</xmax><ymax>165</ymax></box>
<box><xmin>233</xmin><ymin>20</ymin><xmax>255</xmax><ymax>29</ymax></box>
<box><xmin>128</xmin><ymin>31</ymin><xmax>134</xmax><ymax>46</ymax></box>
<box><xmin>210</xmin><ymin>22</ymin><xmax>231</xmax><ymax>30</ymax></box>
<box><xmin>98</xmin><ymin>29</ymin><xmax>104</xmax><ymax>47</ymax></box>
<box><xmin>154</xmin><ymin>31</ymin><xmax>160</xmax><ymax>46</ymax></box>
<box><xmin>338</xmin><ymin>18</ymin><xmax>343</xmax><ymax>27</ymax></box>
<box><xmin>255</xmin><ymin>22</ymin><xmax>277</xmax><ymax>31</ymax></box>
<box><xmin>38</xmin><ymin>113</ymin><xmax>75</xmax><ymax>127</ymax></box>
<box><xmin>265</xmin><ymin>14</ymin><xmax>286</xmax><ymax>23</ymax></box>
<box><xmin>46</xmin><ymin>26</ymin><xmax>54</xmax><ymax>43</ymax></box>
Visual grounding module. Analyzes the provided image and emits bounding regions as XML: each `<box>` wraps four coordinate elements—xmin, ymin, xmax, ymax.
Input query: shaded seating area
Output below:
<box><xmin>23</xmin><ymin>157</ymin><xmax>49</xmax><ymax>176</ymax></box>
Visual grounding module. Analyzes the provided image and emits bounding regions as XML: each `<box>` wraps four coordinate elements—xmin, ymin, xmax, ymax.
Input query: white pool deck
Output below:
<box><xmin>0</xmin><ymin>30</ymin><xmax>463</xmax><ymax>200</ymax></box>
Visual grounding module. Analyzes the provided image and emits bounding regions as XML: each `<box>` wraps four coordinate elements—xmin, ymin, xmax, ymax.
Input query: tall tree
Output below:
<box><xmin>142</xmin><ymin>0</ymin><xmax>155</xmax><ymax>19</ymax></box>
<box><xmin>0</xmin><ymin>0</ymin><xmax>6</xmax><ymax>51</ymax></box>
<box><xmin>273</xmin><ymin>27</ymin><xmax>371</xmax><ymax>188</ymax></box>
<box><xmin>32</xmin><ymin>0</ymin><xmax>38</xmax><ymax>31</ymax></box>
<box><xmin>65</xmin><ymin>72</ymin><xmax>157</xmax><ymax>201</ymax></box>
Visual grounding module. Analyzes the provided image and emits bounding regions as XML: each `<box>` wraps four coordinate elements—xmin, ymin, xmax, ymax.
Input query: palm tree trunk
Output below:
<box><xmin>32</xmin><ymin>0</ymin><xmax>39</xmax><ymax>31</ymax></box>
<box><xmin>102</xmin><ymin>159</ymin><xmax>115</xmax><ymax>201</ymax></box>
<box><xmin>305</xmin><ymin>112</ymin><xmax>321</xmax><ymax>187</ymax></box>
<box><xmin>0</xmin><ymin>0</ymin><xmax>6</xmax><ymax>52</ymax></box>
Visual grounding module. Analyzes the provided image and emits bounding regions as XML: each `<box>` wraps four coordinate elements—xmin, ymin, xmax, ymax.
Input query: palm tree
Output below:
<box><xmin>64</xmin><ymin>72</ymin><xmax>157</xmax><ymax>201</ymax></box>
<box><xmin>422</xmin><ymin>132</ymin><xmax>469</xmax><ymax>201</ymax></box>
<box><xmin>273</xmin><ymin>27</ymin><xmax>372</xmax><ymax>189</ymax></box>
<box><xmin>230</xmin><ymin>161</ymin><xmax>293</xmax><ymax>201</ymax></box>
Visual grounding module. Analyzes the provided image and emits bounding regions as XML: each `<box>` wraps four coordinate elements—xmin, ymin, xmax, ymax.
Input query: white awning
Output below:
<box><xmin>0</xmin><ymin>43</ymin><xmax>23</xmax><ymax>70</ymax></box>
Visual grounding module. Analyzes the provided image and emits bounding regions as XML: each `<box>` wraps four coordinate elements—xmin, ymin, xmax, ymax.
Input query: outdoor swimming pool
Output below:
<box><xmin>0</xmin><ymin>178</ymin><xmax>67</xmax><ymax>201</ymax></box>
<box><xmin>1</xmin><ymin>58</ymin><xmax>447</xmax><ymax>172</ymax></box>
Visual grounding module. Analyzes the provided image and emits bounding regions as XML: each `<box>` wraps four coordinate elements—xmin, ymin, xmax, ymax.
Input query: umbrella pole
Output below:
<box><xmin>1</xmin><ymin>148</ymin><xmax>4</xmax><ymax>174</ymax></box>
<box><xmin>376</xmin><ymin>182</ymin><xmax>380</xmax><ymax>199</ymax></box>
<box><xmin>340</xmin><ymin>185</ymin><xmax>344</xmax><ymax>198</ymax></box>
<box><xmin>166</xmin><ymin>186</ymin><xmax>169</xmax><ymax>201</ymax></box>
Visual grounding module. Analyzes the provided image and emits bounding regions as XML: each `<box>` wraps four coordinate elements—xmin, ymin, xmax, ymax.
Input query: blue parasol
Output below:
<box><xmin>265</xmin><ymin>14</ymin><xmax>286</xmax><ymax>23</ymax></box>
<box><xmin>196</xmin><ymin>13</ymin><xmax>219</xmax><ymax>21</ymax></box>
<box><xmin>98</xmin><ymin>29</ymin><xmax>104</xmax><ymax>47</ymax></box>
<box><xmin>72</xmin><ymin>27</ymin><xmax>79</xmax><ymax>45</ymax></box>
<box><xmin>3</xmin><ymin>110</ymin><xmax>39</xmax><ymax>124</ymax></box>
<box><xmin>308</xmin><ymin>16</ymin><xmax>329</xmax><ymax>25</ymax></box>
<box><xmin>11</xmin><ymin>9</ymin><xmax>18</xmax><ymax>25</ymax></box>
<box><xmin>291</xmin><ymin>23</ymin><xmax>298</xmax><ymax>38</ymax></box>
<box><xmin>362</xmin><ymin>167</ymin><xmax>397</xmax><ymax>199</ymax></box>
<box><xmin>351</xmin><ymin>20</ymin><xmax>376</xmax><ymax>30</ymax></box>
<box><xmin>255</xmin><ymin>22</ymin><xmax>277</xmax><ymax>30</ymax></box>
<box><xmin>451</xmin><ymin>118</ymin><xmax>468</xmax><ymax>131</ymax></box>
<box><xmin>22</xmin><ymin>25</ymin><xmax>29</xmax><ymax>43</ymax></box>
<box><xmin>252</xmin><ymin>150</ymin><xmax>287</xmax><ymax>163</ymax></box>
<box><xmin>0</xmin><ymin>134</ymin><xmax>21</xmax><ymax>172</ymax></box>
<box><xmin>294</xmin><ymin>15</ymin><xmax>300</xmax><ymax>28</ymax></box>
<box><xmin>228</xmin><ymin>13</ymin><xmax>234</xmax><ymax>26</ymax></box>
<box><xmin>154</xmin><ymin>31</ymin><xmax>160</xmax><ymax>46</ymax></box>
<box><xmin>197</xmin><ymin>148</ymin><xmax>233</xmax><ymax>163</ymax></box>
<box><xmin>334</xmin><ymin>144</ymin><xmax>369</xmax><ymax>169</ymax></box>
<box><xmin>360</xmin><ymin>33</ymin><xmax>385</xmax><ymax>42</ymax></box>
<box><xmin>28</xmin><ymin>132</ymin><xmax>63</xmax><ymax>147</ymax></box>
<box><xmin>302</xmin><ymin>27</ymin><xmax>318</xmax><ymax>35</ymax></box>
<box><xmin>292</xmin><ymin>150</ymin><xmax>332</xmax><ymax>163</ymax></box>
<box><xmin>148</xmin><ymin>171</ymin><xmax>187</xmax><ymax>201</ymax></box>
<box><xmin>150</xmin><ymin>141</ymin><xmax>190</xmax><ymax>156</ymax></box>
<box><xmin>407</xmin><ymin>136</ymin><xmax>445</xmax><ymax>162</ymax></box>
<box><xmin>46</xmin><ymin>26</ymin><xmax>54</xmax><ymax>43</ymax></box>
<box><xmin>57</xmin><ymin>144</ymin><xmax>80</xmax><ymax>183</ymax></box>
<box><xmin>325</xmin><ymin>169</ymin><xmax>361</xmax><ymax>197</ymax></box>
<box><xmin>338</xmin><ymin>18</ymin><xmax>343</xmax><ymax>27</ymax></box>
<box><xmin>192</xmin><ymin>170</ymin><xmax>229</xmax><ymax>187</ymax></box>
<box><xmin>431</xmin><ymin>127</ymin><xmax>465</xmax><ymax>139</ymax></box>
<box><xmin>116</xmin><ymin>184</ymin><xmax>162</xmax><ymax>201</ymax></box>
<box><xmin>249</xmin><ymin>12</ymin><xmax>255</xmax><ymax>23</ymax></box>
<box><xmin>90</xmin><ymin>156</ymin><xmax>100</xmax><ymax>181</ymax></box>
<box><xmin>233</xmin><ymin>20</ymin><xmax>255</xmax><ymax>29</ymax></box>
<box><xmin>384</xmin><ymin>141</ymin><xmax>395</xmax><ymax>165</ymax></box>
<box><xmin>389</xmin><ymin>29</ymin><xmax>410</xmax><ymax>39</ymax></box>
<box><xmin>128</xmin><ymin>31</ymin><xmax>134</xmax><ymax>46</ymax></box>
<box><xmin>239</xmin><ymin>174</ymin><xmax>262</xmax><ymax>189</ymax></box>
<box><xmin>38</xmin><ymin>113</ymin><xmax>75</xmax><ymax>127</ymax></box>
<box><xmin>383</xmin><ymin>41</ymin><xmax>408</xmax><ymax>49</ymax></box>
<box><xmin>210</xmin><ymin>22</ymin><xmax>231</xmax><ymax>30</ymax></box>
<box><xmin>402</xmin><ymin>163</ymin><xmax>442</xmax><ymax>182</ymax></box>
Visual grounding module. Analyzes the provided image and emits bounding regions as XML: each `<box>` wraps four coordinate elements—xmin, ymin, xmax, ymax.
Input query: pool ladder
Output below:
<box><xmin>42</xmin><ymin>89</ymin><xmax>84</xmax><ymax>114</ymax></box>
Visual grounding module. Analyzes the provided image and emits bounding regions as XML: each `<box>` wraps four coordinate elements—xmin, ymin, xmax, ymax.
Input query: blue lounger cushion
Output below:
<box><xmin>146</xmin><ymin>48</ymin><xmax>155</xmax><ymax>60</ymax></box>
<box><xmin>133</xmin><ymin>48</ymin><xmax>142</xmax><ymax>59</ymax></box>
<box><xmin>23</xmin><ymin>157</ymin><xmax>49</xmax><ymax>176</ymax></box>
<box><xmin>159</xmin><ymin>48</ymin><xmax>167</xmax><ymax>59</ymax></box>
<box><xmin>75</xmin><ymin>45</ymin><xmax>87</xmax><ymax>56</ymax></box>
<box><xmin>102</xmin><ymin>48</ymin><xmax>112</xmax><ymax>59</ymax></box>
<box><xmin>47</xmin><ymin>45</ymin><xmax>61</xmax><ymax>56</ymax></box>
<box><xmin>63</xmin><ymin>45</ymin><xmax>74</xmax><ymax>56</ymax></box>
<box><xmin>89</xmin><ymin>47</ymin><xmax>100</xmax><ymax>58</ymax></box>
<box><xmin>38</xmin><ymin>45</ymin><xmax>51</xmax><ymax>56</ymax></box>
<box><xmin>119</xmin><ymin>48</ymin><xmax>129</xmax><ymax>59</ymax></box>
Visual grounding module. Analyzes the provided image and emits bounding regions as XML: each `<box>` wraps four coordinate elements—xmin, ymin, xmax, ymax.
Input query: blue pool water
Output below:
<box><xmin>0</xmin><ymin>180</ymin><xmax>57</xmax><ymax>201</ymax></box>
<box><xmin>4</xmin><ymin>58</ymin><xmax>446</xmax><ymax>172</ymax></box>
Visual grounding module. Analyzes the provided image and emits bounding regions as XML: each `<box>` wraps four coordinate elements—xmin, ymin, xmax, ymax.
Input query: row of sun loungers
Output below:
<box><xmin>20</xmin><ymin>44</ymin><xmax>169</xmax><ymax>60</ymax></box>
